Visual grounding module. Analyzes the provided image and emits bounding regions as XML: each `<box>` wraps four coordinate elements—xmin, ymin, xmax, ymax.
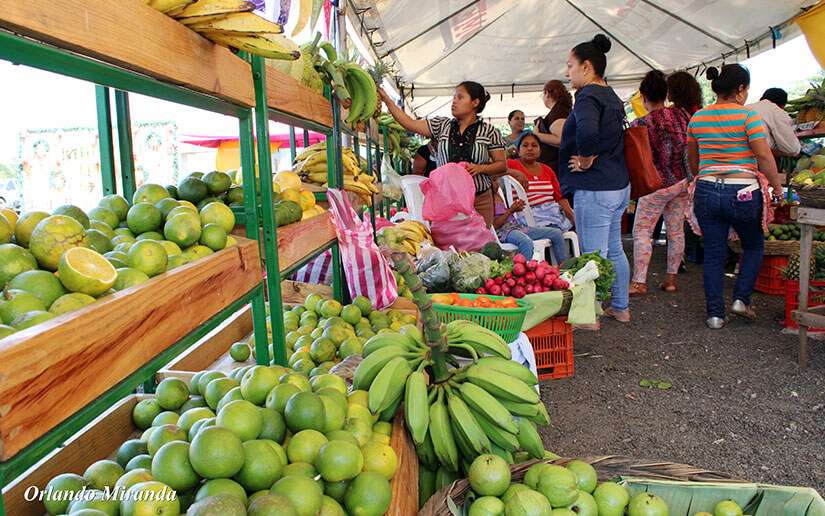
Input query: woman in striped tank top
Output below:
<box><xmin>688</xmin><ymin>64</ymin><xmax>783</xmax><ymax>329</ymax></box>
<box><xmin>378</xmin><ymin>82</ymin><xmax>507</xmax><ymax>227</ymax></box>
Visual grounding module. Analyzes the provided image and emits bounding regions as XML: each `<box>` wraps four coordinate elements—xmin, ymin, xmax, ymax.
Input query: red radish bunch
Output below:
<box><xmin>475</xmin><ymin>253</ymin><xmax>569</xmax><ymax>298</ymax></box>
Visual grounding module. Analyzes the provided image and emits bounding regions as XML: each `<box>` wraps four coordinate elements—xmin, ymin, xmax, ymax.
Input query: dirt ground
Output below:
<box><xmin>538</xmin><ymin>243</ymin><xmax>825</xmax><ymax>493</ymax></box>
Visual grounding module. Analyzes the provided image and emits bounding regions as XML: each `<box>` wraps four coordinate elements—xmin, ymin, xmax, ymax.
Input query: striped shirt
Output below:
<box><xmin>507</xmin><ymin>159</ymin><xmax>561</xmax><ymax>206</ymax></box>
<box><xmin>427</xmin><ymin>116</ymin><xmax>506</xmax><ymax>194</ymax></box>
<box><xmin>687</xmin><ymin>104</ymin><xmax>766</xmax><ymax>174</ymax></box>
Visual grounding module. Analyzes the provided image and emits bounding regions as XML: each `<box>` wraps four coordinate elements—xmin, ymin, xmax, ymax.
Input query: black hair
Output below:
<box><xmin>507</xmin><ymin>110</ymin><xmax>524</xmax><ymax>122</ymax></box>
<box><xmin>667</xmin><ymin>71</ymin><xmax>703</xmax><ymax>113</ymax></box>
<box><xmin>571</xmin><ymin>34</ymin><xmax>611</xmax><ymax>77</ymax></box>
<box><xmin>706</xmin><ymin>64</ymin><xmax>750</xmax><ymax>98</ymax></box>
<box><xmin>516</xmin><ymin>132</ymin><xmax>541</xmax><ymax>149</ymax></box>
<box><xmin>761</xmin><ymin>87</ymin><xmax>789</xmax><ymax>107</ymax></box>
<box><xmin>457</xmin><ymin>81</ymin><xmax>491</xmax><ymax>113</ymax></box>
<box><xmin>639</xmin><ymin>70</ymin><xmax>667</xmax><ymax>103</ymax></box>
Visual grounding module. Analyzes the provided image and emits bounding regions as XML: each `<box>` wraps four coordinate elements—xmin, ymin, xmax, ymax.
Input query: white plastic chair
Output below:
<box><xmin>498</xmin><ymin>175</ymin><xmax>581</xmax><ymax>264</ymax></box>
<box><xmin>400</xmin><ymin>175</ymin><xmax>428</xmax><ymax>226</ymax></box>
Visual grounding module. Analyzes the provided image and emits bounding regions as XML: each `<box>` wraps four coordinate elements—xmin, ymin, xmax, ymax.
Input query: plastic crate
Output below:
<box><xmin>754</xmin><ymin>255</ymin><xmax>789</xmax><ymax>295</ymax></box>
<box><xmin>524</xmin><ymin>317</ymin><xmax>574</xmax><ymax>381</ymax></box>
<box><xmin>784</xmin><ymin>279</ymin><xmax>825</xmax><ymax>331</ymax></box>
<box><xmin>431</xmin><ymin>294</ymin><xmax>531</xmax><ymax>343</ymax></box>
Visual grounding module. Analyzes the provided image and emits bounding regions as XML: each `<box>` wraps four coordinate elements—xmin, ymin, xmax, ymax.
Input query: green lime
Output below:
<box><xmin>155</xmin><ymin>377</ymin><xmax>189</xmax><ymax>411</ymax></box>
<box><xmin>0</xmin><ymin>243</ymin><xmax>37</xmax><ymax>286</ymax></box>
<box><xmin>53</xmin><ymin>204</ymin><xmax>90</xmax><ymax>229</ymax></box>
<box><xmin>127</xmin><ymin>240</ymin><xmax>168</xmax><ymax>277</ymax></box>
<box><xmin>14</xmin><ymin>211</ymin><xmax>49</xmax><ymax>247</ymax></box>
<box><xmin>155</xmin><ymin>198</ymin><xmax>181</xmax><ymax>220</ymax></box>
<box><xmin>88</xmin><ymin>207</ymin><xmax>120</xmax><ymax>229</ymax></box>
<box><xmin>230</xmin><ymin>342</ymin><xmax>251</xmax><ymax>361</ymax></box>
<box><xmin>178</xmin><ymin>177</ymin><xmax>209</xmax><ymax>204</ymax></box>
<box><xmin>49</xmin><ymin>292</ymin><xmax>97</xmax><ymax>315</ymax></box>
<box><xmin>203</xmin><ymin>171</ymin><xmax>233</xmax><ymax>194</ymax></box>
<box><xmin>84</xmin><ymin>229</ymin><xmax>113</xmax><ymax>254</ymax></box>
<box><xmin>136</xmin><ymin>231</ymin><xmax>164</xmax><ymax>241</ymax></box>
<box><xmin>127</xmin><ymin>203</ymin><xmax>162</xmax><ymax>235</ymax></box>
<box><xmin>199</xmin><ymin>202</ymin><xmax>235</xmax><ymax>233</ymax></box>
<box><xmin>113</xmin><ymin>267</ymin><xmax>151</xmax><ymax>291</ymax></box>
<box><xmin>164</xmin><ymin>213</ymin><xmax>202</xmax><ymax>248</ymax></box>
<box><xmin>133</xmin><ymin>184</ymin><xmax>172</xmax><ymax>205</ymax></box>
<box><xmin>200</xmin><ymin>223</ymin><xmax>228</xmax><ymax>251</ymax></box>
<box><xmin>151</xmin><ymin>440</ymin><xmax>199</xmax><ymax>491</ymax></box>
<box><xmin>189</xmin><ymin>426</ymin><xmax>245</xmax><ymax>479</ymax></box>
<box><xmin>58</xmin><ymin>247</ymin><xmax>117</xmax><ymax>297</ymax></box>
<box><xmin>28</xmin><ymin>215</ymin><xmax>88</xmax><ymax>271</ymax></box>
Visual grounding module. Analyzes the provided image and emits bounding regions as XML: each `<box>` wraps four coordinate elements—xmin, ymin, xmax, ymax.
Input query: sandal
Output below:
<box><xmin>628</xmin><ymin>282</ymin><xmax>647</xmax><ymax>296</ymax></box>
<box><xmin>604</xmin><ymin>307</ymin><xmax>631</xmax><ymax>323</ymax></box>
<box><xmin>660</xmin><ymin>274</ymin><xmax>678</xmax><ymax>292</ymax></box>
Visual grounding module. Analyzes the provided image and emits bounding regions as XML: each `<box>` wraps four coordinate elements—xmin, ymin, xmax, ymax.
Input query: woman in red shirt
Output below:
<box><xmin>506</xmin><ymin>133</ymin><xmax>575</xmax><ymax>230</ymax></box>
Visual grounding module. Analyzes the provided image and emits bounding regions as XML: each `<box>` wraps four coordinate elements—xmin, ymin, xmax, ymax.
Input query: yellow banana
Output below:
<box><xmin>307</xmin><ymin>172</ymin><xmax>328</xmax><ymax>184</ymax></box>
<box><xmin>186</xmin><ymin>11</ymin><xmax>284</xmax><ymax>34</ymax></box>
<box><xmin>302</xmin><ymin>162</ymin><xmax>329</xmax><ymax>175</ymax></box>
<box><xmin>294</xmin><ymin>142</ymin><xmax>327</xmax><ymax>162</ymax></box>
<box><xmin>205</xmin><ymin>33</ymin><xmax>300</xmax><ymax>60</ymax></box>
<box><xmin>176</xmin><ymin>0</ymin><xmax>253</xmax><ymax>18</ymax></box>
<box><xmin>149</xmin><ymin>0</ymin><xmax>195</xmax><ymax>14</ymax></box>
<box><xmin>291</xmin><ymin>0</ymin><xmax>312</xmax><ymax>36</ymax></box>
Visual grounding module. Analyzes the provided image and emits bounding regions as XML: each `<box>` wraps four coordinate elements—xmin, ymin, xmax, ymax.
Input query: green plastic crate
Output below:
<box><xmin>430</xmin><ymin>294</ymin><xmax>531</xmax><ymax>343</ymax></box>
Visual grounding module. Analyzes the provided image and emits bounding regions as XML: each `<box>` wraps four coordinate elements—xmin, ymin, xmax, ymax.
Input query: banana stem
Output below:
<box><xmin>389</xmin><ymin>251</ymin><xmax>451</xmax><ymax>383</ymax></box>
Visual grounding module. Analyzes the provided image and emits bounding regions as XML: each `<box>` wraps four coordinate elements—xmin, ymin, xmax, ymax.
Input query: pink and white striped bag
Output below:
<box><xmin>327</xmin><ymin>189</ymin><xmax>398</xmax><ymax>309</ymax></box>
<box><xmin>292</xmin><ymin>250</ymin><xmax>333</xmax><ymax>285</ymax></box>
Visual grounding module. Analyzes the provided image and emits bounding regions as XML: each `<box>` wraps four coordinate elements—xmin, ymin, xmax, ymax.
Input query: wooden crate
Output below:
<box><xmin>2</xmin><ymin>395</ymin><xmax>145</xmax><ymax>516</ymax></box>
<box><xmin>0</xmin><ymin>0</ymin><xmax>254</xmax><ymax>107</ymax></box>
<box><xmin>265</xmin><ymin>65</ymin><xmax>333</xmax><ymax>129</ymax></box>
<box><xmin>3</xmin><ymin>394</ymin><xmax>419</xmax><ymax>516</ymax></box>
<box><xmin>233</xmin><ymin>213</ymin><xmax>337</xmax><ymax>273</ymax></box>
<box><xmin>156</xmin><ymin>304</ymin><xmax>255</xmax><ymax>384</ymax></box>
<box><xmin>0</xmin><ymin>238</ymin><xmax>262</xmax><ymax>460</ymax></box>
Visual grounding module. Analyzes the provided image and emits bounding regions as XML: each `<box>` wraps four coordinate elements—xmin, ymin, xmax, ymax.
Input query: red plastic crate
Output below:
<box><xmin>525</xmin><ymin>317</ymin><xmax>574</xmax><ymax>381</ymax></box>
<box><xmin>755</xmin><ymin>255</ymin><xmax>789</xmax><ymax>295</ymax></box>
<box><xmin>784</xmin><ymin>280</ymin><xmax>825</xmax><ymax>331</ymax></box>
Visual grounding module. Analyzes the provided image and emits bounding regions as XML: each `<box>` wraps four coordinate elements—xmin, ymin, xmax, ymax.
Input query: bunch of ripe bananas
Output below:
<box><xmin>377</xmin><ymin>220</ymin><xmax>433</xmax><ymax>256</ymax></box>
<box><xmin>145</xmin><ymin>0</ymin><xmax>301</xmax><ymax>60</ymax></box>
<box><xmin>353</xmin><ymin>320</ymin><xmax>549</xmax><ymax>477</ymax></box>
<box><xmin>293</xmin><ymin>141</ymin><xmax>378</xmax><ymax>205</ymax></box>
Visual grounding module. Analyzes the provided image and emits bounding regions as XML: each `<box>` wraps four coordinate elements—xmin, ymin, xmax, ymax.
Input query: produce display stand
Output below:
<box><xmin>791</xmin><ymin>207</ymin><xmax>825</xmax><ymax>367</ymax></box>
<box><xmin>0</xmin><ymin>2</ymin><xmax>273</xmax><ymax>512</ymax></box>
<box><xmin>3</xmin><ymin>395</ymin><xmax>148</xmax><ymax>516</ymax></box>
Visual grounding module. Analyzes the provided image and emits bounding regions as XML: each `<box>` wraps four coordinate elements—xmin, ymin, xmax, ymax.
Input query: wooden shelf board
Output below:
<box><xmin>0</xmin><ymin>0</ymin><xmax>256</xmax><ymax>108</ymax></box>
<box><xmin>0</xmin><ymin>238</ymin><xmax>262</xmax><ymax>460</ymax></box>
<box><xmin>3</xmin><ymin>395</ymin><xmax>145</xmax><ymax>516</ymax></box>
<box><xmin>265</xmin><ymin>65</ymin><xmax>333</xmax><ymax>129</ymax></box>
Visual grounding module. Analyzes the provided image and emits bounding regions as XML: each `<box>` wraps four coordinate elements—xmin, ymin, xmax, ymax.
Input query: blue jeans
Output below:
<box><xmin>504</xmin><ymin>226</ymin><xmax>569</xmax><ymax>263</ymax></box>
<box><xmin>574</xmin><ymin>186</ymin><xmax>631</xmax><ymax>310</ymax></box>
<box><xmin>693</xmin><ymin>180</ymin><xmax>764</xmax><ymax>318</ymax></box>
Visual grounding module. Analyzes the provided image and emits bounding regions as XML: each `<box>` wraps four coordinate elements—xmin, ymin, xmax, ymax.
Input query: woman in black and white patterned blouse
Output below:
<box><xmin>378</xmin><ymin>82</ymin><xmax>507</xmax><ymax>227</ymax></box>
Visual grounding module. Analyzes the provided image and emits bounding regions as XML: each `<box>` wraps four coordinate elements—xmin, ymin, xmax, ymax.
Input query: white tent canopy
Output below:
<box><xmin>349</xmin><ymin>0</ymin><xmax>816</xmax><ymax>121</ymax></box>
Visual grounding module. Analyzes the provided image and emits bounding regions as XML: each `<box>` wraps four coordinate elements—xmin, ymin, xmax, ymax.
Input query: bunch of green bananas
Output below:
<box><xmin>352</xmin><ymin>319</ymin><xmax>550</xmax><ymax>484</ymax></box>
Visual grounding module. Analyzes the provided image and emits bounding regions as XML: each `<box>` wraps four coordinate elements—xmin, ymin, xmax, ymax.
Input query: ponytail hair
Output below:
<box><xmin>457</xmin><ymin>81</ymin><xmax>491</xmax><ymax>113</ymax></box>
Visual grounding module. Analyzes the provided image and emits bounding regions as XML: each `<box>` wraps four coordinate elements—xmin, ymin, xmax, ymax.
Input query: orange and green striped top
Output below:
<box><xmin>686</xmin><ymin>103</ymin><xmax>766</xmax><ymax>174</ymax></box>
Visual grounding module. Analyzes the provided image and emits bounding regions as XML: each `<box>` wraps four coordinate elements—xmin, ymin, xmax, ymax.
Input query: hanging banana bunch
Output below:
<box><xmin>145</xmin><ymin>0</ymin><xmax>301</xmax><ymax>60</ymax></box>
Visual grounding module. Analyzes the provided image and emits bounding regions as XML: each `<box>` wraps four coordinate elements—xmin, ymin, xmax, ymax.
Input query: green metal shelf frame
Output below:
<box><xmin>0</xmin><ymin>30</ymin><xmax>270</xmax><ymax>513</ymax></box>
<box><xmin>249</xmin><ymin>55</ymin><xmax>347</xmax><ymax>367</ymax></box>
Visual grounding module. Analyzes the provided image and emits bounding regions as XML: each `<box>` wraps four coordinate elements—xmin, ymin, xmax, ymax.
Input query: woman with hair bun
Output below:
<box><xmin>558</xmin><ymin>33</ymin><xmax>632</xmax><ymax>323</ymax></box>
<box><xmin>378</xmin><ymin>81</ymin><xmax>507</xmax><ymax>226</ymax></box>
<box><xmin>628</xmin><ymin>70</ymin><xmax>701</xmax><ymax>296</ymax></box>
<box><xmin>687</xmin><ymin>63</ymin><xmax>783</xmax><ymax>329</ymax></box>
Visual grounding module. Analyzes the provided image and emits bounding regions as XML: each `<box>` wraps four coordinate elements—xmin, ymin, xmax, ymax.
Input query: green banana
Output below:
<box><xmin>343</xmin><ymin>67</ymin><xmax>364</xmax><ymax>124</ymax></box>
<box><xmin>476</xmin><ymin>356</ymin><xmax>539</xmax><ymax>386</ymax></box>
<box><xmin>459</xmin><ymin>381</ymin><xmax>518</xmax><ymax>434</ymax></box>
<box><xmin>497</xmin><ymin>398</ymin><xmax>540</xmax><ymax>417</ymax></box>
<box><xmin>446</xmin><ymin>389</ymin><xmax>491</xmax><ymax>457</ymax></box>
<box><xmin>321</xmin><ymin>61</ymin><xmax>350</xmax><ymax>104</ymax></box>
<box><xmin>528</xmin><ymin>401</ymin><xmax>550</xmax><ymax>426</ymax></box>
<box><xmin>490</xmin><ymin>443</ymin><xmax>515</xmax><ymax>464</ymax></box>
<box><xmin>516</xmin><ymin>417</ymin><xmax>544</xmax><ymax>459</ymax></box>
<box><xmin>450</xmin><ymin>418</ymin><xmax>476</xmax><ymax>461</ymax></box>
<box><xmin>352</xmin><ymin>345</ymin><xmax>408</xmax><ymax>390</ymax></box>
<box><xmin>428</xmin><ymin>391</ymin><xmax>459</xmax><ymax>472</ymax></box>
<box><xmin>415</xmin><ymin>430</ymin><xmax>438</xmax><ymax>469</ymax></box>
<box><xmin>468</xmin><ymin>406</ymin><xmax>520</xmax><ymax>452</ymax></box>
<box><xmin>446</xmin><ymin>320</ymin><xmax>512</xmax><ymax>359</ymax></box>
<box><xmin>368</xmin><ymin>356</ymin><xmax>412</xmax><ymax>413</ymax></box>
<box><xmin>418</xmin><ymin>466</ymin><xmax>437</xmax><ymax>509</ymax></box>
<box><xmin>344</xmin><ymin>63</ymin><xmax>377</xmax><ymax>122</ymax></box>
<box><xmin>319</xmin><ymin>41</ymin><xmax>337</xmax><ymax>61</ymax></box>
<box><xmin>466</xmin><ymin>365</ymin><xmax>540</xmax><ymax>404</ymax></box>
<box><xmin>399</xmin><ymin>324</ymin><xmax>425</xmax><ymax>348</ymax></box>
<box><xmin>362</xmin><ymin>332</ymin><xmax>422</xmax><ymax>356</ymax></box>
<box><xmin>378</xmin><ymin>386</ymin><xmax>404</xmax><ymax>422</ymax></box>
<box><xmin>435</xmin><ymin>466</ymin><xmax>459</xmax><ymax>491</ymax></box>
<box><xmin>404</xmin><ymin>370</ymin><xmax>429</xmax><ymax>445</ymax></box>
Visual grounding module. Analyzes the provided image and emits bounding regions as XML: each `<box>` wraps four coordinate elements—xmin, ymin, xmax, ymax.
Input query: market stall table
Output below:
<box><xmin>790</xmin><ymin>207</ymin><xmax>825</xmax><ymax>367</ymax></box>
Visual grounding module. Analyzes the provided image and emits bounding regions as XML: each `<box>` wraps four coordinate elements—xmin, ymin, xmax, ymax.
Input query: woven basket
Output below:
<box><xmin>795</xmin><ymin>187</ymin><xmax>825</xmax><ymax>209</ymax></box>
<box><xmin>420</xmin><ymin>455</ymin><xmax>741</xmax><ymax>515</ymax></box>
<box><xmin>729</xmin><ymin>239</ymin><xmax>824</xmax><ymax>256</ymax></box>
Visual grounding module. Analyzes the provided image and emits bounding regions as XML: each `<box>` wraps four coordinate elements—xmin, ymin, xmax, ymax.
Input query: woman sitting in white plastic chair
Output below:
<box><xmin>492</xmin><ymin>176</ymin><xmax>569</xmax><ymax>262</ymax></box>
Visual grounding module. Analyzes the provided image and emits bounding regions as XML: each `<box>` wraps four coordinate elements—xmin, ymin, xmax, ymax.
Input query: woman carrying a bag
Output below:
<box><xmin>629</xmin><ymin>70</ymin><xmax>703</xmax><ymax>295</ymax></box>
<box><xmin>558</xmin><ymin>34</ymin><xmax>631</xmax><ymax>322</ymax></box>
<box><xmin>688</xmin><ymin>64</ymin><xmax>783</xmax><ymax>329</ymax></box>
<box><xmin>378</xmin><ymin>82</ymin><xmax>507</xmax><ymax>227</ymax></box>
